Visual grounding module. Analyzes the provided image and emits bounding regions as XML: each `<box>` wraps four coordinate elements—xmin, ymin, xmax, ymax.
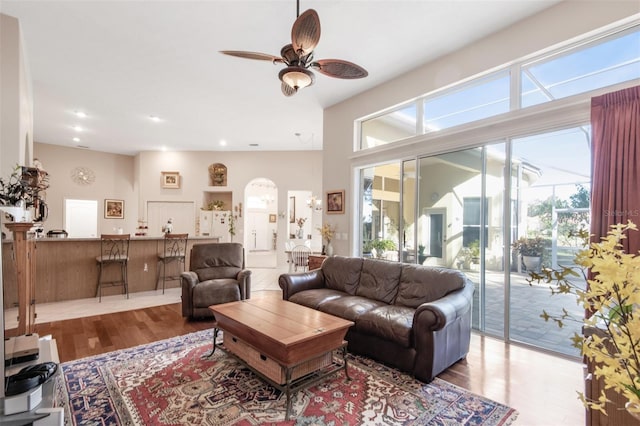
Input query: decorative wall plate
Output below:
<box><xmin>71</xmin><ymin>166</ymin><xmax>95</xmax><ymax>185</ymax></box>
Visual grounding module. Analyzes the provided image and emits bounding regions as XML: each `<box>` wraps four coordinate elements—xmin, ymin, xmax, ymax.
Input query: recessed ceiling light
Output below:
<box><xmin>73</xmin><ymin>137</ymin><xmax>80</xmax><ymax>142</ymax></box>
<box><xmin>75</xmin><ymin>111</ymin><xmax>87</xmax><ymax>118</ymax></box>
<box><xmin>72</xmin><ymin>125</ymin><xmax>82</xmax><ymax>132</ymax></box>
<box><xmin>149</xmin><ymin>115</ymin><xmax>161</xmax><ymax>122</ymax></box>
<box><xmin>220</xmin><ymin>140</ymin><xmax>227</xmax><ymax>146</ymax></box>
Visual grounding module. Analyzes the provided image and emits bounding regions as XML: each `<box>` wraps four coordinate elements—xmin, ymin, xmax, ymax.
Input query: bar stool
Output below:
<box><xmin>96</xmin><ymin>234</ymin><xmax>130</xmax><ymax>302</ymax></box>
<box><xmin>156</xmin><ymin>233</ymin><xmax>188</xmax><ymax>294</ymax></box>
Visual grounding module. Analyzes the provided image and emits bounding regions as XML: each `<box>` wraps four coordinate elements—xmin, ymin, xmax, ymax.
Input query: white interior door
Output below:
<box><xmin>247</xmin><ymin>210</ymin><xmax>271</xmax><ymax>251</ymax></box>
<box><xmin>64</xmin><ymin>199</ymin><xmax>98</xmax><ymax>238</ymax></box>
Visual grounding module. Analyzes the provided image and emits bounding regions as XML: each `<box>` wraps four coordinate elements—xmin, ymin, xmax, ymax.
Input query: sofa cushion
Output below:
<box><xmin>192</xmin><ymin>279</ymin><xmax>240</xmax><ymax>308</ymax></box>
<box><xmin>289</xmin><ymin>289</ymin><xmax>346</xmax><ymax>310</ymax></box>
<box><xmin>355</xmin><ymin>259</ymin><xmax>402</xmax><ymax>304</ymax></box>
<box><xmin>395</xmin><ymin>265</ymin><xmax>466</xmax><ymax>308</ymax></box>
<box><xmin>318</xmin><ymin>296</ymin><xmax>386</xmax><ymax>322</ymax></box>
<box><xmin>355</xmin><ymin>305</ymin><xmax>415</xmax><ymax>348</ymax></box>
<box><xmin>323</xmin><ymin>256</ymin><xmax>363</xmax><ymax>295</ymax></box>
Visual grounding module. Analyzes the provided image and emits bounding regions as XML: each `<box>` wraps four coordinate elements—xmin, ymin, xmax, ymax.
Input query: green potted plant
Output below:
<box><xmin>456</xmin><ymin>241</ymin><xmax>480</xmax><ymax>270</ymax></box>
<box><xmin>317</xmin><ymin>223</ymin><xmax>336</xmax><ymax>256</ymax></box>
<box><xmin>468</xmin><ymin>240</ymin><xmax>480</xmax><ymax>263</ymax></box>
<box><xmin>512</xmin><ymin>236</ymin><xmax>546</xmax><ymax>271</ymax></box>
<box><xmin>228</xmin><ymin>213</ymin><xmax>237</xmax><ymax>242</ymax></box>
<box><xmin>296</xmin><ymin>217</ymin><xmax>307</xmax><ymax>239</ymax></box>
<box><xmin>0</xmin><ymin>165</ymin><xmax>49</xmax><ymax>221</ymax></box>
<box><xmin>210</xmin><ymin>200</ymin><xmax>225</xmax><ymax>211</ymax></box>
<box><xmin>364</xmin><ymin>239</ymin><xmax>397</xmax><ymax>259</ymax></box>
<box><xmin>418</xmin><ymin>244</ymin><xmax>427</xmax><ymax>264</ymax></box>
<box><xmin>0</xmin><ymin>166</ymin><xmax>31</xmax><ymax>206</ymax></box>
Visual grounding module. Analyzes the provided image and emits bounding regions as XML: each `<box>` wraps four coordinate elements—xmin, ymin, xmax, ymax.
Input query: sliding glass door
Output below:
<box><xmin>358</xmin><ymin>126</ymin><xmax>590</xmax><ymax>357</ymax></box>
<box><xmin>509</xmin><ymin>127</ymin><xmax>590</xmax><ymax>356</ymax></box>
<box><xmin>361</xmin><ymin>164</ymin><xmax>401</xmax><ymax>260</ymax></box>
<box><xmin>414</xmin><ymin>146</ymin><xmax>507</xmax><ymax>335</ymax></box>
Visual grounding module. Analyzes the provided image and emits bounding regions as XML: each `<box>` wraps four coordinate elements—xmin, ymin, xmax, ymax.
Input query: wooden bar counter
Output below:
<box><xmin>2</xmin><ymin>235</ymin><xmax>219</xmax><ymax>307</ymax></box>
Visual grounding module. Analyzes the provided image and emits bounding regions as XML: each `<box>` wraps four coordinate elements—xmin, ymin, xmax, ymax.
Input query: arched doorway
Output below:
<box><xmin>244</xmin><ymin>178</ymin><xmax>278</xmax><ymax>268</ymax></box>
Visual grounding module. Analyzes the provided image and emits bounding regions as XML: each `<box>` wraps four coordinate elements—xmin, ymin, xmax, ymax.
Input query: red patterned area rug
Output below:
<box><xmin>54</xmin><ymin>330</ymin><xmax>518</xmax><ymax>425</ymax></box>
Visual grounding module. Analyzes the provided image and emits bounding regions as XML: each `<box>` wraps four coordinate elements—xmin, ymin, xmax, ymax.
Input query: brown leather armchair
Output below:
<box><xmin>181</xmin><ymin>242</ymin><xmax>251</xmax><ymax>319</ymax></box>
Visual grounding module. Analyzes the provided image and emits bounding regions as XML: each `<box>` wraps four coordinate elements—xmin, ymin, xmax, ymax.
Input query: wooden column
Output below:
<box><xmin>5</xmin><ymin>222</ymin><xmax>35</xmax><ymax>335</ymax></box>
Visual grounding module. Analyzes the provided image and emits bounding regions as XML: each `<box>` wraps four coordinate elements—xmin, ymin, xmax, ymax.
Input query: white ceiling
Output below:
<box><xmin>2</xmin><ymin>0</ymin><xmax>560</xmax><ymax>155</ymax></box>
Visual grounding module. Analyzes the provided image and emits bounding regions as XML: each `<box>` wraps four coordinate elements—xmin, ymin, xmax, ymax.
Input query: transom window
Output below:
<box><xmin>357</xmin><ymin>24</ymin><xmax>639</xmax><ymax>151</ymax></box>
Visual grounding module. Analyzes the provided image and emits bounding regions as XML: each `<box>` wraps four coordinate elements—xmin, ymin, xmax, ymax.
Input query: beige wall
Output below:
<box><xmin>323</xmin><ymin>1</ymin><xmax>640</xmax><ymax>256</ymax></box>
<box><xmin>0</xmin><ymin>13</ymin><xmax>33</xmax><ymax>176</ymax></box>
<box><xmin>34</xmin><ymin>144</ymin><xmax>322</xmax><ymax>265</ymax></box>
<box><xmin>34</xmin><ymin>143</ymin><xmax>138</xmax><ymax>234</ymax></box>
<box><xmin>137</xmin><ymin>150</ymin><xmax>321</xmax><ymax>252</ymax></box>
<box><xmin>0</xmin><ymin>12</ymin><xmax>34</xmax><ymax>390</ymax></box>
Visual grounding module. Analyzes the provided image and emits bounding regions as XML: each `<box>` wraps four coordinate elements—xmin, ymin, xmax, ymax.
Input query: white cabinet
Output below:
<box><xmin>199</xmin><ymin>210</ymin><xmax>231</xmax><ymax>242</ymax></box>
<box><xmin>199</xmin><ymin>210</ymin><xmax>213</xmax><ymax>236</ymax></box>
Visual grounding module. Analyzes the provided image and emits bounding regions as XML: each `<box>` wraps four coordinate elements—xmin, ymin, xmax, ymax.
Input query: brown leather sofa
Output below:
<box><xmin>279</xmin><ymin>255</ymin><xmax>474</xmax><ymax>382</ymax></box>
<box><xmin>181</xmin><ymin>242</ymin><xmax>251</xmax><ymax>319</ymax></box>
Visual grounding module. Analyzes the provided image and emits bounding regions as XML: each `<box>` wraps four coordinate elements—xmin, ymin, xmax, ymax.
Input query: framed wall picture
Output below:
<box><xmin>161</xmin><ymin>171</ymin><xmax>180</xmax><ymax>189</ymax></box>
<box><xmin>289</xmin><ymin>196</ymin><xmax>296</xmax><ymax>223</ymax></box>
<box><xmin>105</xmin><ymin>199</ymin><xmax>124</xmax><ymax>219</ymax></box>
<box><xmin>326</xmin><ymin>190</ymin><xmax>345</xmax><ymax>214</ymax></box>
<box><xmin>269</xmin><ymin>213</ymin><xmax>276</xmax><ymax>223</ymax></box>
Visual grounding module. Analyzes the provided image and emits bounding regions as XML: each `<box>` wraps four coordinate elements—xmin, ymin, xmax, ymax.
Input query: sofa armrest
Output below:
<box><xmin>414</xmin><ymin>279</ymin><xmax>474</xmax><ymax>331</ymax></box>
<box><xmin>236</xmin><ymin>269</ymin><xmax>252</xmax><ymax>299</ymax></box>
<box><xmin>181</xmin><ymin>271</ymin><xmax>199</xmax><ymax>288</ymax></box>
<box><xmin>278</xmin><ymin>270</ymin><xmax>324</xmax><ymax>300</ymax></box>
<box><xmin>180</xmin><ymin>271</ymin><xmax>200</xmax><ymax>317</ymax></box>
<box><xmin>412</xmin><ymin>279</ymin><xmax>474</xmax><ymax>382</ymax></box>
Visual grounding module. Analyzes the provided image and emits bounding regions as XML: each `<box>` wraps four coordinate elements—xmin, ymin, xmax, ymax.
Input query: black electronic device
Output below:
<box><xmin>4</xmin><ymin>362</ymin><xmax>58</xmax><ymax>397</ymax></box>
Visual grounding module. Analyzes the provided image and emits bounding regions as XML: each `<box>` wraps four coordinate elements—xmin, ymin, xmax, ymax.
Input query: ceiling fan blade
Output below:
<box><xmin>291</xmin><ymin>9</ymin><xmax>320</xmax><ymax>56</ymax></box>
<box><xmin>281</xmin><ymin>81</ymin><xmax>297</xmax><ymax>97</ymax></box>
<box><xmin>312</xmin><ymin>59</ymin><xmax>368</xmax><ymax>79</ymax></box>
<box><xmin>220</xmin><ymin>50</ymin><xmax>283</xmax><ymax>63</ymax></box>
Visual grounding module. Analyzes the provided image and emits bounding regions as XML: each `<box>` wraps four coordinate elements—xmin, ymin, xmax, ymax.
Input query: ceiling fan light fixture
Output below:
<box><xmin>279</xmin><ymin>66</ymin><xmax>315</xmax><ymax>91</ymax></box>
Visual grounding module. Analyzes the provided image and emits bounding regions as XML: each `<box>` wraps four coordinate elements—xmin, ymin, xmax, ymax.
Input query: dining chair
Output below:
<box><xmin>290</xmin><ymin>245</ymin><xmax>311</xmax><ymax>272</ymax></box>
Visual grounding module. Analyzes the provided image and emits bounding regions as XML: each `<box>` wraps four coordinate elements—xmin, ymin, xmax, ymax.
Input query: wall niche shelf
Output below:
<box><xmin>202</xmin><ymin>191</ymin><xmax>233</xmax><ymax>212</ymax></box>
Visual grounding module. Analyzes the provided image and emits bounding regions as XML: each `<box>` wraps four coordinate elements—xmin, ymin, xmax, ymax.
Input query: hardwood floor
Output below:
<box><xmin>34</xmin><ymin>303</ymin><xmax>212</xmax><ymax>362</ymax></box>
<box><xmin>34</xmin><ymin>303</ymin><xmax>585</xmax><ymax>426</ymax></box>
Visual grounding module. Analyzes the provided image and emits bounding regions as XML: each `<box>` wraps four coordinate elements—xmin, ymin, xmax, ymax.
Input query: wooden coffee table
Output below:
<box><xmin>209</xmin><ymin>294</ymin><xmax>354</xmax><ymax>420</ymax></box>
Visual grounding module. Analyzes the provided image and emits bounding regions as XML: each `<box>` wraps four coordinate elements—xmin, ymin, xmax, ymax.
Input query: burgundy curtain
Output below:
<box><xmin>590</xmin><ymin>85</ymin><xmax>640</xmax><ymax>254</ymax></box>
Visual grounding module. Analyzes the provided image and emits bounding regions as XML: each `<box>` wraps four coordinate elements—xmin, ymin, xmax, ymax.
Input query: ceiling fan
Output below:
<box><xmin>220</xmin><ymin>0</ymin><xmax>368</xmax><ymax>97</ymax></box>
